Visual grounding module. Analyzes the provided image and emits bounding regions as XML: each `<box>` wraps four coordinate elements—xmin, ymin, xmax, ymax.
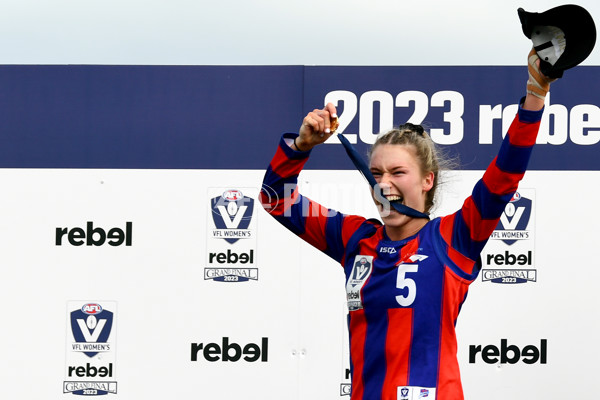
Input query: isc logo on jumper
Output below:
<box><xmin>482</xmin><ymin>190</ymin><xmax>537</xmax><ymax>284</ymax></box>
<box><xmin>64</xmin><ymin>301</ymin><xmax>117</xmax><ymax>396</ymax></box>
<box><xmin>210</xmin><ymin>189</ymin><xmax>254</xmax><ymax>244</ymax></box>
<box><xmin>346</xmin><ymin>256</ymin><xmax>373</xmax><ymax>311</ymax></box>
<box><xmin>378</xmin><ymin>246</ymin><xmax>397</xmax><ymax>255</ymax></box>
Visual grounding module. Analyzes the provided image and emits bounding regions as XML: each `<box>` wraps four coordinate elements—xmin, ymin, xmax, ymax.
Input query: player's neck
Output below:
<box><xmin>384</xmin><ymin>218</ymin><xmax>428</xmax><ymax>241</ymax></box>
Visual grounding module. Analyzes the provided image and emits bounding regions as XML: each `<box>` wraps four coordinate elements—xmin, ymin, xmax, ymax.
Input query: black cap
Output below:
<box><xmin>518</xmin><ymin>5</ymin><xmax>596</xmax><ymax>79</ymax></box>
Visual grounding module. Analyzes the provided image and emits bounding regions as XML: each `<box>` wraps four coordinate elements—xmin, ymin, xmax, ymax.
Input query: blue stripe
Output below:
<box><xmin>408</xmin><ymin>234</ymin><xmax>444</xmax><ymax>388</ymax></box>
<box><xmin>323</xmin><ymin>213</ymin><xmax>346</xmax><ymax>263</ymax></box>
<box><xmin>517</xmin><ymin>100</ymin><xmax>544</xmax><ymax>123</ymax></box>
<box><xmin>273</xmin><ymin>196</ymin><xmax>307</xmax><ymax>236</ymax></box>
<box><xmin>451</xmin><ymin>210</ymin><xmax>490</xmax><ymax>261</ymax></box>
<box><xmin>495</xmin><ymin>138</ymin><xmax>533</xmax><ymax>174</ymax></box>
<box><xmin>281</xmin><ymin>133</ymin><xmax>312</xmax><ymax>158</ymax></box>
<box><xmin>262</xmin><ymin>167</ymin><xmax>299</xmax><ymax>198</ymax></box>
<box><xmin>471</xmin><ymin>180</ymin><xmax>515</xmax><ymax>219</ymax></box>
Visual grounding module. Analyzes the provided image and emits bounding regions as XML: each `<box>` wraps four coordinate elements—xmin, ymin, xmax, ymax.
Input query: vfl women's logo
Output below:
<box><xmin>71</xmin><ymin>303</ymin><xmax>114</xmax><ymax>358</ymax></box>
<box><xmin>494</xmin><ymin>192</ymin><xmax>532</xmax><ymax>245</ymax></box>
<box><xmin>346</xmin><ymin>256</ymin><xmax>373</xmax><ymax>311</ymax></box>
<box><xmin>211</xmin><ymin>189</ymin><xmax>254</xmax><ymax>244</ymax></box>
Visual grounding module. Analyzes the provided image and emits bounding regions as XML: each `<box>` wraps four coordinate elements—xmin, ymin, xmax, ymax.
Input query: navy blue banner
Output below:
<box><xmin>0</xmin><ymin>65</ymin><xmax>598</xmax><ymax>170</ymax></box>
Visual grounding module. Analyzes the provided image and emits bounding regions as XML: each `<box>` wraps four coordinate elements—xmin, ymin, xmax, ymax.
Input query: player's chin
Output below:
<box><xmin>380</xmin><ymin>209</ymin><xmax>410</xmax><ymax>225</ymax></box>
<box><xmin>376</xmin><ymin>202</ymin><xmax>395</xmax><ymax>218</ymax></box>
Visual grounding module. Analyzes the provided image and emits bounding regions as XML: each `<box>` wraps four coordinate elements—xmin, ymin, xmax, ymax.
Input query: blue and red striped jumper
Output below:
<box><xmin>260</xmin><ymin>102</ymin><xmax>543</xmax><ymax>400</ymax></box>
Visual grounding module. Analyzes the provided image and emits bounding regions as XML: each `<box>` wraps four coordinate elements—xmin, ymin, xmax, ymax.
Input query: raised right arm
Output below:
<box><xmin>259</xmin><ymin>133</ymin><xmax>366</xmax><ymax>264</ymax></box>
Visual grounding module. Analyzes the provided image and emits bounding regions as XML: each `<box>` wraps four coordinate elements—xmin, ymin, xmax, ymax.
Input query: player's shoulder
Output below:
<box><xmin>341</xmin><ymin>216</ymin><xmax>382</xmax><ymax>248</ymax></box>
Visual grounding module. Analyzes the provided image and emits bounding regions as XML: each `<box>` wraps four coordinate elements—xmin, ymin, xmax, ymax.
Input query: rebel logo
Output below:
<box><xmin>208</xmin><ymin>249</ymin><xmax>254</xmax><ymax>264</ymax></box>
<box><xmin>56</xmin><ymin>222</ymin><xmax>132</xmax><ymax>246</ymax></box>
<box><xmin>67</xmin><ymin>363</ymin><xmax>113</xmax><ymax>378</ymax></box>
<box><xmin>211</xmin><ymin>189</ymin><xmax>254</xmax><ymax>244</ymax></box>
<box><xmin>190</xmin><ymin>337</ymin><xmax>268</xmax><ymax>362</ymax></box>
<box><xmin>469</xmin><ymin>339</ymin><xmax>547</xmax><ymax>364</ymax></box>
<box><xmin>486</xmin><ymin>251</ymin><xmax>532</xmax><ymax>266</ymax></box>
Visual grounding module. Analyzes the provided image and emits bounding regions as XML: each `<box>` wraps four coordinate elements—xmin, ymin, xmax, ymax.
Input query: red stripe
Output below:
<box><xmin>260</xmin><ymin>187</ymin><xmax>300</xmax><ymax>216</ymax></box>
<box><xmin>381</xmin><ymin>308</ymin><xmax>413</xmax><ymax>398</ymax></box>
<box><xmin>342</xmin><ymin>216</ymin><xmax>372</xmax><ymax>247</ymax></box>
<box><xmin>339</xmin><ymin>216</ymin><xmax>372</xmax><ymax>266</ymax></box>
<box><xmin>436</xmin><ymin>268</ymin><xmax>469</xmax><ymax>399</ymax></box>
<box><xmin>461</xmin><ymin>197</ymin><xmax>501</xmax><ymax>242</ymax></box>
<box><xmin>439</xmin><ymin>214</ymin><xmax>455</xmax><ymax>245</ymax></box>
<box><xmin>269</xmin><ymin>145</ymin><xmax>308</xmax><ymax>178</ymax></box>
<box><xmin>482</xmin><ymin>160</ymin><xmax>524</xmax><ymax>195</ymax></box>
<box><xmin>349</xmin><ymin>310</ymin><xmax>367</xmax><ymax>400</ymax></box>
<box><xmin>446</xmin><ymin>244</ymin><xmax>476</xmax><ymax>275</ymax></box>
<box><xmin>299</xmin><ymin>198</ymin><xmax>329</xmax><ymax>251</ymax></box>
<box><xmin>380</xmin><ymin>238</ymin><xmax>420</xmax><ymax>397</ymax></box>
<box><xmin>507</xmin><ymin>118</ymin><xmax>540</xmax><ymax>147</ymax></box>
<box><xmin>439</xmin><ymin>214</ymin><xmax>477</xmax><ymax>275</ymax></box>
<box><xmin>397</xmin><ymin>236</ymin><xmax>420</xmax><ymax>264</ymax></box>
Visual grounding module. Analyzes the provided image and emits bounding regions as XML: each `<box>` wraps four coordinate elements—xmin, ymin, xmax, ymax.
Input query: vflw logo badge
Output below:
<box><xmin>70</xmin><ymin>303</ymin><xmax>114</xmax><ymax>358</ymax></box>
<box><xmin>210</xmin><ymin>189</ymin><xmax>254</xmax><ymax>244</ymax></box>
<box><xmin>495</xmin><ymin>192</ymin><xmax>532</xmax><ymax>245</ymax></box>
<box><xmin>346</xmin><ymin>256</ymin><xmax>374</xmax><ymax>311</ymax></box>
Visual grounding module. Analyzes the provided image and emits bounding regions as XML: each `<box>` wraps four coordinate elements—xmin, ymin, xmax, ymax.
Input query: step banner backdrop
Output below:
<box><xmin>0</xmin><ymin>65</ymin><xmax>598</xmax><ymax>400</ymax></box>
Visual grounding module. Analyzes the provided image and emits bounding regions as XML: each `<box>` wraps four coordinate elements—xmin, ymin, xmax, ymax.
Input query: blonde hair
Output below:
<box><xmin>368</xmin><ymin>123</ymin><xmax>454</xmax><ymax>213</ymax></box>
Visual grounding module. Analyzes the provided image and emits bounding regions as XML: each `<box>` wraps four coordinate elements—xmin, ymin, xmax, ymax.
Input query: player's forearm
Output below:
<box><xmin>522</xmin><ymin>92</ymin><xmax>545</xmax><ymax>111</ymax></box>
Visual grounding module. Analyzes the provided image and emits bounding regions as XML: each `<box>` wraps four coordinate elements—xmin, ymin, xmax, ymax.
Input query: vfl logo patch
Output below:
<box><xmin>211</xmin><ymin>189</ymin><xmax>254</xmax><ymax>244</ymax></box>
<box><xmin>71</xmin><ymin>304</ymin><xmax>113</xmax><ymax>358</ymax></box>
<box><xmin>346</xmin><ymin>256</ymin><xmax>373</xmax><ymax>311</ymax></box>
<box><xmin>494</xmin><ymin>192</ymin><xmax>532</xmax><ymax>245</ymax></box>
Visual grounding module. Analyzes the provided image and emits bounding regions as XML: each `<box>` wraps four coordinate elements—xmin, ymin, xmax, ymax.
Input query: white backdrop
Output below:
<box><xmin>0</xmin><ymin>166</ymin><xmax>598</xmax><ymax>399</ymax></box>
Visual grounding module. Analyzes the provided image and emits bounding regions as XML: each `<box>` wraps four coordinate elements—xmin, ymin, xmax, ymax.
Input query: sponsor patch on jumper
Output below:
<box><xmin>397</xmin><ymin>386</ymin><xmax>436</xmax><ymax>399</ymax></box>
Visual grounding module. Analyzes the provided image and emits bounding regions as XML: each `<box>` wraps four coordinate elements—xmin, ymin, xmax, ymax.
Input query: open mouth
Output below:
<box><xmin>376</xmin><ymin>194</ymin><xmax>404</xmax><ymax>215</ymax></box>
<box><xmin>386</xmin><ymin>195</ymin><xmax>403</xmax><ymax>203</ymax></box>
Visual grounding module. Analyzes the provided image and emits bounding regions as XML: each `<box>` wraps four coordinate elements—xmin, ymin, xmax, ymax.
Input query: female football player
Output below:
<box><xmin>260</xmin><ymin>49</ymin><xmax>553</xmax><ymax>399</ymax></box>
